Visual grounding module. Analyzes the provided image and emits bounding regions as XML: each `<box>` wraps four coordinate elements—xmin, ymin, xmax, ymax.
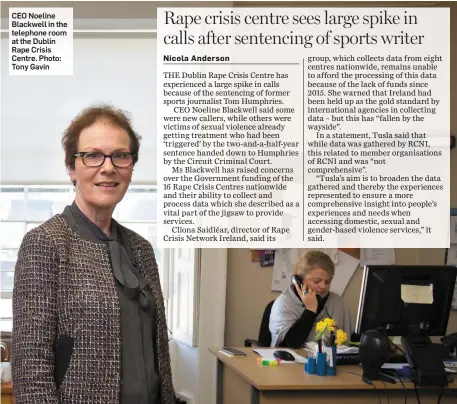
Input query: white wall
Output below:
<box><xmin>1</xmin><ymin>37</ymin><xmax>156</xmax><ymax>184</ymax></box>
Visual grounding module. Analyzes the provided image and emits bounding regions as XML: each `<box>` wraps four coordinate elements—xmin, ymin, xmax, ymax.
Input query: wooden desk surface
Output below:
<box><xmin>209</xmin><ymin>347</ymin><xmax>457</xmax><ymax>391</ymax></box>
<box><xmin>1</xmin><ymin>382</ymin><xmax>14</xmax><ymax>404</ymax></box>
<box><xmin>1</xmin><ymin>381</ymin><xmax>13</xmax><ymax>394</ymax></box>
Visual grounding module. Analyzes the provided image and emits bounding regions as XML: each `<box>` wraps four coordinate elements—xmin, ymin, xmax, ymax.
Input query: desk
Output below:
<box><xmin>209</xmin><ymin>347</ymin><xmax>457</xmax><ymax>404</ymax></box>
<box><xmin>1</xmin><ymin>382</ymin><xmax>14</xmax><ymax>404</ymax></box>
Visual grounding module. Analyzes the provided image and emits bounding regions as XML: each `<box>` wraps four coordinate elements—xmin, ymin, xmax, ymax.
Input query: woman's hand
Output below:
<box><xmin>294</xmin><ymin>282</ymin><xmax>318</xmax><ymax>313</ymax></box>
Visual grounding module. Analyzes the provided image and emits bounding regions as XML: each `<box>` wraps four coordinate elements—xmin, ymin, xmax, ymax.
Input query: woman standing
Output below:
<box><xmin>12</xmin><ymin>105</ymin><xmax>175</xmax><ymax>404</ymax></box>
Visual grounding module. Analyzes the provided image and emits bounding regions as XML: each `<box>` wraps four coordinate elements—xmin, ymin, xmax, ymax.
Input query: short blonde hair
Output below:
<box><xmin>294</xmin><ymin>251</ymin><xmax>335</xmax><ymax>278</ymax></box>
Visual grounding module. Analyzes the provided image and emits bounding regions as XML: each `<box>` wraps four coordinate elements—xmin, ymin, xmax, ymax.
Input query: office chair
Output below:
<box><xmin>244</xmin><ymin>300</ymin><xmax>276</xmax><ymax>348</ymax></box>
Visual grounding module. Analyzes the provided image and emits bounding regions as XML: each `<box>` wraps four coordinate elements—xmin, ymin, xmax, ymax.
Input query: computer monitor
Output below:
<box><xmin>355</xmin><ymin>265</ymin><xmax>457</xmax><ymax>337</ymax></box>
<box><xmin>355</xmin><ymin>264</ymin><xmax>457</xmax><ymax>387</ymax></box>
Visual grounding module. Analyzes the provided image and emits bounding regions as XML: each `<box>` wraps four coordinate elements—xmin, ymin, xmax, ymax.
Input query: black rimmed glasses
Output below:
<box><xmin>73</xmin><ymin>152</ymin><xmax>137</xmax><ymax>168</ymax></box>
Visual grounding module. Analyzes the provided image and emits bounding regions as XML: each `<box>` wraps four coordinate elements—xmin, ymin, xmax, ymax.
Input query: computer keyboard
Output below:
<box><xmin>336</xmin><ymin>354</ymin><xmax>407</xmax><ymax>366</ymax></box>
<box><xmin>336</xmin><ymin>354</ymin><xmax>360</xmax><ymax>365</ymax></box>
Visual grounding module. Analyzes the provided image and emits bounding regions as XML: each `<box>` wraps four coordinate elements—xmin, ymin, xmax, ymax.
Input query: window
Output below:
<box><xmin>169</xmin><ymin>248</ymin><xmax>200</xmax><ymax>346</ymax></box>
<box><xmin>0</xmin><ymin>184</ymin><xmax>199</xmax><ymax>346</ymax></box>
<box><xmin>0</xmin><ymin>185</ymin><xmax>165</xmax><ymax>332</ymax></box>
<box><xmin>1</xmin><ymin>37</ymin><xmax>156</xmax><ymax>184</ymax></box>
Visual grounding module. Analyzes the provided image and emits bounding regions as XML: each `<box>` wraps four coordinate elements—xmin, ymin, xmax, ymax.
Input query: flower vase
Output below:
<box><xmin>316</xmin><ymin>352</ymin><xmax>327</xmax><ymax>376</ymax></box>
<box><xmin>324</xmin><ymin>344</ymin><xmax>337</xmax><ymax>376</ymax></box>
<box><xmin>306</xmin><ymin>356</ymin><xmax>316</xmax><ymax>374</ymax></box>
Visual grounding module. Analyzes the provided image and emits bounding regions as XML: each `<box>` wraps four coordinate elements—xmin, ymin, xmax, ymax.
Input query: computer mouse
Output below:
<box><xmin>273</xmin><ymin>350</ymin><xmax>295</xmax><ymax>361</ymax></box>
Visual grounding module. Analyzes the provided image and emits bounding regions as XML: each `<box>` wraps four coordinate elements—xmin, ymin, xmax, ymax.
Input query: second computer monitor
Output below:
<box><xmin>355</xmin><ymin>265</ymin><xmax>457</xmax><ymax>337</ymax></box>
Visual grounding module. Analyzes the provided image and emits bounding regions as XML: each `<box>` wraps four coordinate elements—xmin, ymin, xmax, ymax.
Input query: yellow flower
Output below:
<box><xmin>316</xmin><ymin>321</ymin><xmax>326</xmax><ymax>334</ymax></box>
<box><xmin>336</xmin><ymin>329</ymin><xmax>348</xmax><ymax>346</ymax></box>
<box><xmin>315</xmin><ymin>317</ymin><xmax>337</xmax><ymax>341</ymax></box>
<box><xmin>324</xmin><ymin>318</ymin><xmax>336</xmax><ymax>332</ymax></box>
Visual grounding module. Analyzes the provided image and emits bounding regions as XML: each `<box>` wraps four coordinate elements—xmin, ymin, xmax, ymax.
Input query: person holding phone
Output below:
<box><xmin>269</xmin><ymin>251</ymin><xmax>352</xmax><ymax>348</ymax></box>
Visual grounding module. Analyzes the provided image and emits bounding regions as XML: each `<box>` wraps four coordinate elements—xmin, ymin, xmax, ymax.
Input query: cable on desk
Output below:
<box><xmin>336</xmin><ymin>368</ymin><xmax>363</xmax><ymax>378</ymax></box>
<box><xmin>414</xmin><ymin>383</ymin><xmax>422</xmax><ymax>404</ymax></box>
<box><xmin>397</xmin><ymin>374</ymin><xmax>407</xmax><ymax>404</ymax></box>
<box><xmin>382</xmin><ymin>381</ymin><xmax>390</xmax><ymax>404</ymax></box>
<box><xmin>436</xmin><ymin>385</ymin><xmax>444</xmax><ymax>404</ymax></box>
<box><xmin>336</xmin><ymin>369</ymin><xmax>382</xmax><ymax>404</ymax></box>
<box><xmin>371</xmin><ymin>381</ymin><xmax>382</xmax><ymax>404</ymax></box>
<box><xmin>390</xmin><ymin>339</ymin><xmax>424</xmax><ymax>404</ymax></box>
<box><xmin>390</xmin><ymin>337</ymin><xmax>457</xmax><ymax>404</ymax></box>
<box><xmin>380</xmin><ymin>369</ymin><xmax>407</xmax><ymax>404</ymax></box>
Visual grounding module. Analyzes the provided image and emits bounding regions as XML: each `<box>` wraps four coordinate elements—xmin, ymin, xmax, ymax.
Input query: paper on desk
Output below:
<box><xmin>382</xmin><ymin>363</ymin><xmax>409</xmax><ymax>369</ymax></box>
<box><xmin>303</xmin><ymin>342</ymin><xmax>318</xmax><ymax>354</ymax></box>
<box><xmin>337</xmin><ymin>345</ymin><xmax>359</xmax><ymax>354</ymax></box>
<box><xmin>304</xmin><ymin>342</ymin><xmax>359</xmax><ymax>355</ymax></box>
<box><xmin>360</xmin><ymin>248</ymin><xmax>396</xmax><ymax>266</ymax></box>
<box><xmin>329</xmin><ymin>251</ymin><xmax>360</xmax><ymax>296</ymax></box>
<box><xmin>444</xmin><ymin>361</ymin><xmax>457</xmax><ymax>373</ymax></box>
<box><xmin>443</xmin><ymin>360</ymin><xmax>457</xmax><ymax>368</ymax></box>
<box><xmin>253</xmin><ymin>348</ymin><xmax>307</xmax><ymax>364</ymax></box>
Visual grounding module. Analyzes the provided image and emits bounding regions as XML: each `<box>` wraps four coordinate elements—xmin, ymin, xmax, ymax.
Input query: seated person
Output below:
<box><xmin>269</xmin><ymin>250</ymin><xmax>353</xmax><ymax>348</ymax></box>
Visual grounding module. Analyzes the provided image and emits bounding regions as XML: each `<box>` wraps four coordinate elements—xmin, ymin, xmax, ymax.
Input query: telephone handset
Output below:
<box><xmin>291</xmin><ymin>275</ymin><xmax>323</xmax><ymax>305</ymax></box>
<box><xmin>291</xmin><ymin>274</ymin><xmax>304</xmax><ymax>289</ymax></box>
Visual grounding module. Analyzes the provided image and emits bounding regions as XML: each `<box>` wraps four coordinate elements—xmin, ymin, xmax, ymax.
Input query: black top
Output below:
<box><xmin>64</xmin><ymin>203</ymin><xmax>161</xmax><ymax>403</ymax></box>
<box><xmin>279</xmin><ymin>286</ymin><xmax>330</xmax><ymax>349</ymax></box>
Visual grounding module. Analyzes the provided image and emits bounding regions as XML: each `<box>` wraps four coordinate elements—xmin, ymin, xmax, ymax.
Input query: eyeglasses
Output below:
<box><xmin>73</xmin><ymin>152</ymin><xmax>137</xmax><ymax>168</ymax></box>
